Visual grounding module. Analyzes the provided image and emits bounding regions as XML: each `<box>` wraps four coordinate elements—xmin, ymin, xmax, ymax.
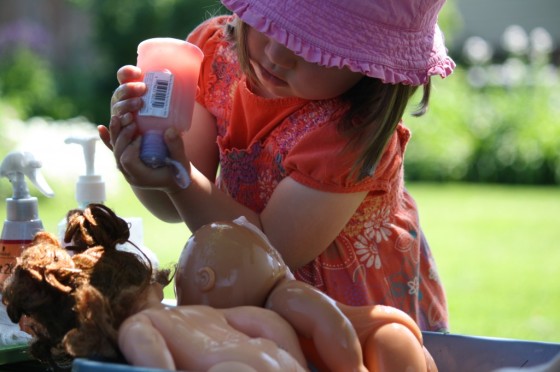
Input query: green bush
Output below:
<box><xmin>404</xmin><ymin>67</ymin><xmax>560</xmax><ymax>185</ymax></box>
<box><xmin>67</xmin><ymin>0</ymin><xmax>227</xmax><ymax>125</ymax></box>
<box><xmin>0</xmin><ymin>47</ymin><xmax>75</xmax><ymax>119</ymax></box>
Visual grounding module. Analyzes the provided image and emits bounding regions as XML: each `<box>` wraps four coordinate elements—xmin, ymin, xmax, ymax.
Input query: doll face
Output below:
<box><xmin>175</xmin><ymin>221</ymin><xmax>288</xmax><ymax>308</ymax></box>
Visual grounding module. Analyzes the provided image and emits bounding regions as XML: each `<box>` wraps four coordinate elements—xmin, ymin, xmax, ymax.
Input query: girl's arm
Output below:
<box><xmin>101</xmin><ymin>65</ymin><xmax>220</xmax><ymax>223</ymax></box>
<box><xmin>164</xmin><ymin>146</ymin><xmax>366</xmax><ymax>268</ymax></box>
<box><xmin>105</xmin><ymin>64</ymin><xmax>366</xmax><ymax>269</ymax></box>
<box><xmin>103</xmin><ymin>113</ymin><xmax>365</xmax><ymax>268</ymax></box>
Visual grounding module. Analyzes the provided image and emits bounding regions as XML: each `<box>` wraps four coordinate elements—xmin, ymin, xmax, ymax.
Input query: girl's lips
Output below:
<box><xmin>258</xmin><ymin>64</ymin><xmax>287</xmax><ymax>86</ymax></box>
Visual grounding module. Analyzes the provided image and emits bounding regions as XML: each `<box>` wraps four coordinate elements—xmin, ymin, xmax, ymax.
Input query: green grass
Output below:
<box><xmin>1</xmin><ymin>182</ymin><xmax>559</xmax><ymax>343</ymax></box>
<box><xmin>407</xmin><ymin>183</ymin><xmax>560</xmax><ymax>343</ymax></box>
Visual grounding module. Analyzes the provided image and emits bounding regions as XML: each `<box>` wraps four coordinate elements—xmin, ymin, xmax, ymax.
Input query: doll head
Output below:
<box><xmin>1</xmin><ymin>204</ymin><xmax>170</xmax><ymax>368</ymax></box>
<box><xmin>175</xmin><ymin>217</ymin><xmax>288</xmax><ymax>308</ymax></box>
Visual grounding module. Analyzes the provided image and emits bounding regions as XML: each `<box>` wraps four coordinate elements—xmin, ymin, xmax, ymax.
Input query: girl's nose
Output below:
<box><xmin>264</xmin><ymin>38</ymin><xmax>296</xmax><ymax>69</ymax></box>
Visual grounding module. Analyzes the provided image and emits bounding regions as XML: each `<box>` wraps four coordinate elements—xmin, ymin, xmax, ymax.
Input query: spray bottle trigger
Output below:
<box><xmin>0</xmin><ymin>151</ymin><xmax>54</xmax><ymax>199</ymax></box>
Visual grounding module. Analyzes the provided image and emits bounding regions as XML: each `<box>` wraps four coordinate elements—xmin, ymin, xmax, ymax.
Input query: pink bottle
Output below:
<box><xmin>135</xmin><ymin>38</ymin><xmax>203</xmax><ymax>187</ymax></box>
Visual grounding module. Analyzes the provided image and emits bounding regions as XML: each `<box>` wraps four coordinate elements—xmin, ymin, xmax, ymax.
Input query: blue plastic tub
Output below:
<box><xmin>69</xmin><ymin>332</ymin><xmax>560</xmax><ymax>372</ymax></box>
<box><xmin>2</xmin><ymin>332</ymin><xmax>559</xmax><ymax>371</ymax></box>
<box><xmin>423</xmin><ymin>331</ymin><xmax>560</xmax><ymax>371</ymax></box>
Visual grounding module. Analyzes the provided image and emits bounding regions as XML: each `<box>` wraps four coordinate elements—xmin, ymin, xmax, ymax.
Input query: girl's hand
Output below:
<box><xmin>100</xmin><ymin>117</ymin><xmax>188</xmax><ymax>194</ymax></box>
<box><xmin>101</xmin><ymin>65</ymin><xmax>146</xmax><ymax>152</ymax></box>
<box><xmin>99</xmin><ymin>65</ymin><xmax>191</xmax><ymax>194</ymax></box>
<box><xmin>111</xmin><ymin>65</ymin><xmax>146</xmax><ymax>119</ymax></box>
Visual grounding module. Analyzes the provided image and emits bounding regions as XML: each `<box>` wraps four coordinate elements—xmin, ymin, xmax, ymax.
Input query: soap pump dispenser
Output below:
<box><xmin>57</xmin><ymin>135</ymin><xmax>106</xmax><ymax>242</ymax></box>
<box><xmin>67</xmin><ymin>135</ymin><xmax>106</xmax><ymax>208</ymax></box>
<box><xmin>0</xmin><ymin>151</ymin><xmax>54</xmax><ymax>286</ymax></box>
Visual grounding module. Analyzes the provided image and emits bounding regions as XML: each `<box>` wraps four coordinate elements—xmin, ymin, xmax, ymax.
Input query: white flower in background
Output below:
<box><xmin>502</xmin><ymin>57</ymin><xmax>528</xmax><ymax>87</ymax></box>
<box><xmin>463</xmin><ymin>36</ymin><xmax>493</xmax><ymax>65</ymax></box>
<box><xmin>502</xmin><ymin>25</ymin><xmax>529</xmax><ymax>56</ymax></box>
<box><xmin>530</xmin><ymin>27</ymin><xmax>554</xmax><ymax>56</ymax></box>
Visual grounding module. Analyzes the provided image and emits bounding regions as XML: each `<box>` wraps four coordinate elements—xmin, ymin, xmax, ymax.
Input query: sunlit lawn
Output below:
<box><xmin>408</xmin><ymin>182</ymin><xmax>560</xmax><ymax>343</ymax></box>
<box><xmin>1</xmin><ymin>181</ymin><xmax>558</xmax><ymax>343</ymax></box>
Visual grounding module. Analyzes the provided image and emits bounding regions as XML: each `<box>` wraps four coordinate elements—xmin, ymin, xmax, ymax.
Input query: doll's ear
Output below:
<box><xmin>196</xmin><ymin>266</ymin><xmax>216</xmax><ymax>292</ymax></box>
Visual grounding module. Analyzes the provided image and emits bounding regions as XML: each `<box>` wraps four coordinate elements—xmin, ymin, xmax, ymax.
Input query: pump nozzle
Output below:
<box><xmin>65</xmin><ymin>135</ymin><xmax>106</xmax><ymax>207</ymax></box>
<box><xmin>65</xmin><ymin>136</ymin><xmax>99</xmax><ymax>176</ymax></box>
<box><xmin>0</xmin><ymin>151</ymin><xmax>54</xmax><ymax>199</ymax></box>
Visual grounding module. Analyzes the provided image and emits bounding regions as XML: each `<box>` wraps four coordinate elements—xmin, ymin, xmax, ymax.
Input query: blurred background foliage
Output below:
<box><xmin>0</xmin><ymin>0</ymin><xmax>226</xmax><ymax>123</ymax></box>
<box><xmin>0</xmin><ymin>0</ymin><xmax>559</xmax><ymax>185</ymax></box>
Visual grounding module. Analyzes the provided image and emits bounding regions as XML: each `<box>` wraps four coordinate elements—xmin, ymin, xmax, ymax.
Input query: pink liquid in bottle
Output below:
<box><xmin>135</xmin><ymin>38</ymin><xmax>203</xmax><ymax>169</ymax></box>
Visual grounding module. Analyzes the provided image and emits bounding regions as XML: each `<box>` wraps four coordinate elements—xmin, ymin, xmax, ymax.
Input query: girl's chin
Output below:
<box><xmin>252</xmin><ymin>80</ymin><xmax>288</xmax><ymax>99</ymax></box>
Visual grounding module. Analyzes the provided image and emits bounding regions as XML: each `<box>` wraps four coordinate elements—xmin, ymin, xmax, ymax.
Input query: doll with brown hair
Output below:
<box><xmin>176</xmin><ymin>217</ymin><xmax>438</xmax><ymax>372</ymax></box>
<box><xmin>1</xmin><ymin>204</ymin><xmax>307</xmax><ymax>371</ymax></box>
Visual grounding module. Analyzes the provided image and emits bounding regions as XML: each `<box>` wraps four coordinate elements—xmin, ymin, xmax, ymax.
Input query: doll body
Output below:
<box><xmin>175</xmin><ymin>217</ymin><xmax>437</xmax><ymax>371</ymax></box>
<box><xmin>119</xmin><ymin>284</ymin><xmax>307</xmax><ymax>371</ymax></box>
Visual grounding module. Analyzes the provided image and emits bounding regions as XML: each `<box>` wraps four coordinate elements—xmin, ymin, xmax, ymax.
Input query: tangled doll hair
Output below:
<box><xmin>1</xmin><ymin>204</ymin><xmax>171</xmax><ymax>370</ymax></box>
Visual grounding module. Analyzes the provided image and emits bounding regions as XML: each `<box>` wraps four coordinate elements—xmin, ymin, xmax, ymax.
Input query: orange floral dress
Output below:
<box><xmin>189</xmin><ymin>15</ymin><xmax>448</xmax><ymax>331</ymax></box>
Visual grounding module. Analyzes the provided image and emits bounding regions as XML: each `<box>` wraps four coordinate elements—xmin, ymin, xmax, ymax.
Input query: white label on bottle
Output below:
<box><xmin>139</xmin><ymin>71</ymin><xmax>174</xmax><ymax>118</ymax></box>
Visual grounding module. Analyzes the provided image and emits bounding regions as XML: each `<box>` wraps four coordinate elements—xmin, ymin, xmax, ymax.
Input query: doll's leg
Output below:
<box><xmin>363</xmin><ymin>322</ymin><xmax>430</xmax><ymax>372</ymax></box>
<box><xmin>338</xmin><ymin>304</ymin><xmax>438</xmax><ymax>372</ymax></box>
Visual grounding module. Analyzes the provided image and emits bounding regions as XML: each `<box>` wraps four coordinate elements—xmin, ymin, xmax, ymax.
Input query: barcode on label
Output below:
<box><xmin>139</xmin><ymin>71</ymin><xmax>174</xmax><ymax>118</ymax></box>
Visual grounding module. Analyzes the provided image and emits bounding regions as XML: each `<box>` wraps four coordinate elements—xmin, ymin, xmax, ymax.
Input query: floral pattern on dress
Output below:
<box><xmin>355</xmin><ymin>233</ymin><xmax>381</xmax><ymax>270</ymax></box>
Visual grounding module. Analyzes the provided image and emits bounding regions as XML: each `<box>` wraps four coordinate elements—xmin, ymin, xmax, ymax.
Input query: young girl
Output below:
<box><xmin>101</xmin><ymin>0</ymin><xmax>455</xmax><ymax>331</ymax></box>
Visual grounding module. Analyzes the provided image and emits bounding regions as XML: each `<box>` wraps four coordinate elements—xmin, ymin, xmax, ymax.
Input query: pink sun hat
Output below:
<box><xmin>221</xmin><ymin>0</ymin><xmax>456</xmax><ymax>85</ymax></box>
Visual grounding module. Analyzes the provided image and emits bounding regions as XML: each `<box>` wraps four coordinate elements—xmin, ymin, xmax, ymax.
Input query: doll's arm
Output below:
<box><xmin>118</xmin><ymin>313</ymin><xmax>176</xmax><ymax>370</ymax></box>
<box><xmin>222</xmin><ymin>306</ymin><xmax>308</xmax><ymax>370</ymax></box>
<box><xmin>265</xmin><ymin>281</ymin><xmax>367</xmax><ymax>372</ymax></box>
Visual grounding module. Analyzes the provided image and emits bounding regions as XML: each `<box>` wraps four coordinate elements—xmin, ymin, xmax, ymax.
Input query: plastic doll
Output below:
<box><xmin>102</xmin><ymin>0</ymin><xmax>455</xmax><ymax>333</ymax></box>
<box><xmin>1</xmin><ymin>204</ymin><xmax>307</xmax><ymax>371</ymax></box>
<box><xmin>175</xmin><ymin>217</ymin><xmax>438</xmax><ymax>372</ymax></box>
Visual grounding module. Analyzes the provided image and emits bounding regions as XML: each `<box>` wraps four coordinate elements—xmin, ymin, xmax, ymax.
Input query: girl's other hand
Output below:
<box><xmin>103</xmin><ymin>65</ymin><xmax>146</xmax><ymax>151</ymax></box>
<box><xmin>99</xmin><ymin>117</ymin><xmax>187</xmax><ymax>194</ymax></box>
<box><xmin>111</xmin><ymin>65</ymin><xmax>146</xmax><ymax>118</ymax></box>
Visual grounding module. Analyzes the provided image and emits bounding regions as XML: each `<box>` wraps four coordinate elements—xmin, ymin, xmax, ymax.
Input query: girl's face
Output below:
<box><xmin>245</xmin><ymin>26</ymin><xmax>363</xmax><ymax>100</ymax></box>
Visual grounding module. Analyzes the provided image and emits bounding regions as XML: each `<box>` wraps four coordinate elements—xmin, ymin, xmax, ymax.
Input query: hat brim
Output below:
<box><xmin>222</xmin><ymin>0</ymin><xmax>455</xmax><ymax>85</ymax></box>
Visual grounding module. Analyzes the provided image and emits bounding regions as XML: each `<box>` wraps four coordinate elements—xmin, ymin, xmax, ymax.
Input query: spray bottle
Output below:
<box><xmin>0</xmin><ymin>151</ymin><xmax>54</xmax><ymax>287</ymax></box>
<box><xmin>58</xmin><ymin>135</ymin><xmax>159</xmax><ymax>268</ymax></box>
